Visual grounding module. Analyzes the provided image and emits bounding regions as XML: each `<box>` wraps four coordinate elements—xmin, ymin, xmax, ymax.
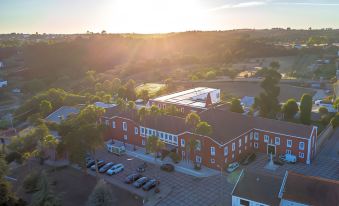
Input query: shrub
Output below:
<box><xmin>169</xmin><ymin>152</ymin><xmax>180</xmax><ymax>164</ymax></box>
<box><xmin>23</xmin><ymin>171</ymin><xmax>40</xmax><ymax>193</ymax></box>
<box><xmin>5</xmin><ymin>151</ymin><xmax>23</xmax><ymax>164</ymax></box>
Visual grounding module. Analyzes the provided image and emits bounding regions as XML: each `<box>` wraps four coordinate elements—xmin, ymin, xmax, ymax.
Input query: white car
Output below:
<box><xmin>227</xmin><ymin>162</ymin><xmax>239</xmax><ymax>173</ymax></box>
<box><xmin>106</xmin><ymin>163</ymin><xmax>124</xmax><ymax>175</ymax></box>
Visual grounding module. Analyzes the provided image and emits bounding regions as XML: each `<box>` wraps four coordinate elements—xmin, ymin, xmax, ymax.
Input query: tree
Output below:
<box><xmin>87</xmin><ymin>180</ymin><xmax>115</xmax><ymax>206</ymax></box>
<box><xmin>195</xmin><ymin>121</ymin><xmax>212</xmax><ymax>136</ymax></box>
<box><xmin>102</xmin><ymin>94</ymin><xmax>111</xmax><ymax>103</ymax></box>
<box><xmin>31</xmin><ymin>171</ymin><xmax>61</xmax><ymax>206</ymax></box>
<box><xmin>116</xmin><ymin>98</ymin><xmax>127</xmax><ymax>112</ymax></box>
<box><xmin>59</xmin><ymin>105</ymin><xmax>105</xmax><ymax>176</ymax></box>
<box><xmin>137</xmin><ymin>107</ymin><xmax>149</xmax><ymax>123</ymax></box>
<box><xmin>230</xmin><ymin>99</ymin><xmax>244</xmax><ymax>113</ymax></box>
<box><xmin>40</xmin><ymin>100</ymin><xmax>53</xmax><ymax>117</ymax></box>
<box><xmin>330</xmin><ymin>113</ymin><xmax>339</xmax><ymax>128</ymax></box>
<box><xmin>149</xmin><ymin>105</ymin><xmax>161</xmax><ymax>116</ymax></box>
<box><xmin>185</xmin><ymin>112</ymin><xmax>201</xmax><ymax>131</ymax></box>
<box><xmin>124</xmin><ymin>79</ymin><xmax>136</xmax><ymax>100</ymax></box>
<box><xmin>145</xmin><ymin>136</ymin><xmax>165</xmax><ymax>161</ymax></box>
<box><xmin>269</xmin><ymin>61</ymin><xmax>280</xmax><ymax>70</ymax></box>
<box><xmin>111</xmin><ymin>78</ymin><xmax>121</xmax><ymax>93</ymax></box>
<box><xmin>138</xmin><ymin>89</ymin><xmax>149</xmax><ymax>102</ymax></box>
<box><xmin>255</xmin><ymin>69</ymin><xmax>281</xmax><ymax>118</ymax></box>
<box><xmin>300</xmin><ymin>94</ymin><xmax>312</xmax><ymax>125</ymax></box>
<box><xmin>318</xmin><ymin>106</ymin><xmax>328</xmax><ymax>115</ymax></box>
<box><xmin>127</xmin><ymin>101</ymin><xmax>136</xmax><ymax>111</ymax></box>
<box><xmin>282</xmin><ymin>99</ymin><xmax>299</xmax><ymax>119</ymax></box>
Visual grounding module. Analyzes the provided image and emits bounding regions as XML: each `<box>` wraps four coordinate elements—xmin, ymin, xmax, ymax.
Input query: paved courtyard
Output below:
<box><xmin>91</xmin><ymin>130</ymin><xmax>339</xmax><ymax>206</ymax></box>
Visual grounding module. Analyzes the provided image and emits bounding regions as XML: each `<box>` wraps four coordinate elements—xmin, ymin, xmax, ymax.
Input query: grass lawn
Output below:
<box><xmin>136</xmin><ymin>83</ymin><xmax>165</xmax><ymax>95</ymax></box>
<box><xmin>8</xmin><ymin>162</ymin><xmax>143</xmax><ymax>206</ymax></box>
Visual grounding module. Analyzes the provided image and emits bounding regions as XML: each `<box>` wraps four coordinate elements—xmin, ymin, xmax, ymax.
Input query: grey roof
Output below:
<box><xmin>232</xmin><ymin>170</ymin><xmax>282</xmax><ymax>206</ymax></box>
<box><xmin>45</xmin><ymin>106</ymin><xmax>80</xmax><ymax>124</ymax></box>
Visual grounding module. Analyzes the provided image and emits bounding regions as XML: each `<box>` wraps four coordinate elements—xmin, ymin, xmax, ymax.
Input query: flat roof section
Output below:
<box><xmin>45</xmin><ymin>106</ymin><xmax>80</xmax><ymax>124</ymax></box>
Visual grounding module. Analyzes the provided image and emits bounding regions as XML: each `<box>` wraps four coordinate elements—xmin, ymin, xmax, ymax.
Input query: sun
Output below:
<box><xmin>105</xmin><ymin>0</ymin><xmax>206</xmax><ymax>33</ymax></box>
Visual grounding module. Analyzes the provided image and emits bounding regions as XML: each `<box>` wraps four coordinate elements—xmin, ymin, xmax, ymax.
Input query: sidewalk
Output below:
<box><xmin>121</xmin><ymin>142</ymin><xmax>219</xmax><ymax>178</ymax></box>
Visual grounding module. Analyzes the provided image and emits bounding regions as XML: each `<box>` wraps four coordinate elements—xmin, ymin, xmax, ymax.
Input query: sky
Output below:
<box><xmin>1</xmin><ymin>0</ymin><xmax>339</xmax><ymax>34</ymax></box>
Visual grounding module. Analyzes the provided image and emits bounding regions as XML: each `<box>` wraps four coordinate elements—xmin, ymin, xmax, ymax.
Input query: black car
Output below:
<box><xmin>240</xmin><ymin>153</ymin><xmax>256</xmax><ymax>165</ymax></box>
<box><xmin>136</xmin><ymin>162</ymin><xmax>148</xmax><ymax>173</ymax></box>
<box><xmin>142</xmin><ymin>179</ymin><xmax>158</xmax><ymax>191</ymax></box>
<box><xmin>160</xmin><ymin>163</ymin><xmax>174</xmax><ymax>172</ymax></box>
<box><xmin>133</xmin><ymin>177</ymin><xmax>149</xmax><ymax>188</ymax></box>
<box><xmin>86</xmin><ymin>160</ymin><xmax>95</xmax><ymax>168</ymax></box>
<box><xmin>273</xmin><ymin>157</ymin><xmax>284</xmax><ymax>166</ymax></box>
<box><xmin>124</xmin><ymin>173</ymin><xmax>142</xmax><ymax>184</ymax></box>
<box><xmin>90</xmin><ymin>160</ymin><xmax>105</xmax><ymax>171</ymax></box>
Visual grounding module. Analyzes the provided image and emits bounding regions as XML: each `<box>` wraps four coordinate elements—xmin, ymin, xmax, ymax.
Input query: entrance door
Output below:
<box><xmin>267</xmin><ymin>144</ymin><xmax>276</xmax><ymax>155</ymax></box>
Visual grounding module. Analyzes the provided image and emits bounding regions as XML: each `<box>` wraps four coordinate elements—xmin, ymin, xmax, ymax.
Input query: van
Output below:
<box><xmin>279</xmin><ymin>154</ymin><xmax>297</xmax><ymax>164</ymax></box>
<box><xmin>107</xmin><ymin>143</ymin><xmax>126</xmax><ymax>156</ymax></box>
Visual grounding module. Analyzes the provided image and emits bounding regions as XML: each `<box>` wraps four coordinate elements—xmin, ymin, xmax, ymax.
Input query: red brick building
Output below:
<box><xmin>102</xmin><ymin>107</ymin><xmax>317</xmax><ymax>170</ymax></box>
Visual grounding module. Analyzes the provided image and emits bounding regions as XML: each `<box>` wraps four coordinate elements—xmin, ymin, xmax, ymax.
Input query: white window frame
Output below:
<box><xmin>105</xmin><ymin>119</ymin><xmax>109</xmax><ymax>126</ymax></box>
<box><xmin>232</xmin><ymin>143</ymin><xmax>235</xmax><ymax>151</ymax></box>
<box><xmin>210</xmin><ymin>147</ymin><xmax>215</xmax><ymax>156</ymax></box>
<box><xmin>239</xmin><ymin>139</ymin><xmax>242</xmax><ymax>147</ymax></box>
<box><xmin>134</xmin><ymin>127</ymin><xmax>138</xmax><ymax>135</ymax></box>
<box><xmin>299</xmin><ymin>142</ymin><xmax>305</xmax><ymax>150</ymax></box>
<box><xmin>245</xmin><ymin>135</ymin><xmax>248</xmax><ymax>144</ymax></box>
<box><xmin>112</xmin><ymin>121</ymin><xmax>115</xmax><ymax>128</ymax></box>
<box><xmin>169</xmin><ymin>134</ymin><xmax>173</xmax><ymax>141</ymax></box>
<box><xmin>210</xmin><ymin>158</ymin><xmax>215</xmax><ymax>163</ymax></box>
<box><xmin>299</xmin><ymin>152</ymin><xmax>304</xmax><ymax>158</ymax></box>
<box><xmin>250</xmin><ymin>132</ymin><xmax>253</xmax><ymax>140</ymax></box>
<box><xmin>196</xmin><ymin>140</ymin><xmax>201</xmax><ymax>151</ymax></box>
<box><xmin>264</xmin><ymin>135</ymin><xmax>269</xmax><ymax>143</ymax></box>
<box><xmin>254</xmin><ymin>132</ymin><xmax>259</xmax><ymax>141</ymax></box>
<box><xmin>173</xmin><ymin>136</ymin><xmax>178</xmax><ymax>143</ymax></box>
<box><xmin>180</xmin><ymin>108</ymin><xmax>184</xmax><ymax>113</ymax></box>
<box><xmin>142</xmin><ymin>139</ymin><xmax>145</xmax><ymax>145</ymax></box>
<box><xmin>287</xmin><ymin>140</ymin><xmax>292</xmax><ymax>148</ymax></box>
<box><xmin>275</xmin><ymin>137</ymin><xmax>280</xmax><ymax>145</ymax></box>
<box><xmin>123</xmin><ymin>122</ymin><xmax>127</xmax><ymax>131</ymax></box>
<box><xmin>196</xmin><ymin>155</ymin><xmax>202</xmax><ymax>163</ymax></box>
<box><xmin>224</xmin><ymin>146</ymin><xmax>228</xmax><ymax>156</ymax></box>
<box><xmin>124</xmin><ymin>134</ymin><xmax>127</xmax><ymax>140</ymax></box>
<box><xmin>181</xmin><ymin>139</ymin><xmax>185</xmax><ymax>147</ymax></box>
<box><xmin>254</xmin><ymin>142</ymin><xmax>258</xmax><ymax>149</ymax></box>
<box><xmin>286</xmin><ymin>149</ymin><xmax>291</xmax><ymax>155</ymax></box>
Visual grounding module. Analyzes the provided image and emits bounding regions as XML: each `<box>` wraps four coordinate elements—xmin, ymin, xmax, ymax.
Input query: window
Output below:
<box><xmin>180</xmin><ymin>108</ymin><xmax>184</xmax><ymax>113</ymax></box>
<box><xmin>232</xmin><ymin>154</ymin><xmax>235</xmax><ymax>159</ymax></box>
<box><xmin>287</xmin><ymin>140</ymin><xmax>292</xmax><ymax>148</ymax></box>
<box><xmin>240</xmin><ymin>199</ymin><xmax>250</xmax><ymax>206</ymax></box>
<box><xmin>210</xmin><ymin>147</ymin><xmax>215</xmax><ymax>156</ymax></box>
<box><xmin>224</xmin><ymin>146</ymin><xmax>228</xmax><ymax>156</ymax></box>
<box><xmin>254</xmin><ymin>132</ymin><xmax>259</xmax><ymax>140</ymax></box>
<box><xmin>162</xmin><ymin>104</ymin><xmax>166</xmax><ymax>109</ymax></box>
<box><xmin>169</xmin><ymin>135</ymin><xmax>173</xmax><ymax>141</ymax></box>
<box><xmin>210</xmin><ymin>158</ymin><xmax>215</xmax><ymax>163</ymax></box>
<box><xmin>254</xmin><ymin>142</ymin><xmax>258</xmax><ymax>149</ymax></box>
<box><xmin>105</xmin><ymin>120</ymin><xmax>109</xmax><ymax>126</ymax></box>
<box><xmin>142</xmin><ymin>139</ymin><xmax>145</xmax><ymax>145</ymax></box>
<box><xmin>158</xmin><ymin>104</ymin><xmax>161</xmax><ymax>108</ymax></box>
<box><xmin>299</xmin><ymin>152</ymin><xmax>304</xmax><ymax>158</ymax></box>
<box><xmin>112</xmin><ymin>121</ymin><xmax>116</xmax><ymax>128</ymax></box>
<box><xmin>275</xmin><ymin>137</ymin><xmax>280</xmax><ymax>145</ymax></box>
<box><xmin>286</xmin><ymin>149</ymin><xmax>291</xmax><ymax>155</ymax></box>
<box><xmin>250</xmin><ymin>132</ymin><xmax>253</xmax><ymax>140</ymax></box>
<box><xmin>124</xmin><ymin>135</ymin><xmax>127</xmax><ymax>140</ymax></box>
<box><xmin>152</xmin><ymin>130</ymin><xmax>156</xmax><ymax>136</ymax></box>
<box><xmin>245</xmin><ymin>135</ymin><xmax>248</xmax><ymax>144</ymax></box>
<box><xmin>123</xmin><ymin>122</ymin><xmax>127</xmax><ymax>131</ymax></box>
<box><xmin>239</xmin><ymin>139</ymin><xmax>242</xmax><ymax>147</ymax></box>
<box><xmin>196</xmin><ymin>140</ymin><xmax>201</xmax><ymax>151</ymax></box>
<box><xmin>239</xmin><ymin>150</ymin><xmax>242</xmax><ymax>154</ymax></box>
<box><xmin>196</xmin><ymin>156</ymin><xmax>202</xmax><ymax>163</ymax></box>
<box><xmin>173</xmin><ymin>136</ymin><xmax>178</xmax><ymax>143</ymax></box>
<box><xmin>299</xmin><ymin>142</ymin><xmax>305</xmax><ymax>150</ymax></box>
<box><xmin>165</xmin><ymin>133</ymin><xmax>168</xmax><ymax>140</ymax></box>
<box><xmin>134</xmin><ymin>127</ymin><xmax>138</xmax><ymax>135</ymax></box>
<box><xmin>245</xmin><ymin>146</ymin><xmax>247</xmax><ymax>150</ymax></box>
<box><xmin>159</xmin><ymin>132</ymin><xmax>163</xmax><ymax>139</ymax></box>
<box><xmin>232</xmin><ymin>143</ymin><xmax>235</xmax><ymax>151</ymax></box>
<box><xmin>181</xmin><ymin>139</ymin><xmax>185</xmax><ymax>147</ymax></box>
<box><xmin>264</xmin><ymin>135</ymin><xmax>269</xmax><ymax>143</ymax></box>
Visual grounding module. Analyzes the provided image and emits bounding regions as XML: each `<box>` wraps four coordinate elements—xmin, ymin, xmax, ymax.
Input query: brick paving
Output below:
<box><xmin>92</xmin><ymin>131</ymin><xmax>339</xmax><ymax>206</ymax></box>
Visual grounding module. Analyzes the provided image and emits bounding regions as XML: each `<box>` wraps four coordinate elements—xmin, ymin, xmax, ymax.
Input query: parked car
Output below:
<box><xmin>279</xmin><ymin>154</ymin><xmax>296</xmax><ymax>164</ymax></box>
<box><xmin>240</xmin><ymin>153</ymin><xmax>256</xmax><ymax>165</ymax></box>
<box><xmin>136</xmin><ymin>162</ymin><xmax>148</xmax><ymax>173</ymax></box>
<box><xmin>90</xmin><ymin>160</ymin><xmax>105</xmax><ymax>171</ymax></box>
<box><xmin>227</xmin><ymin>162</ymin><xmax>239</xmax><ymax>173</ymax></box>
<box><xmin>86</xmin><ymin>160</ymin><xmax>96</xmax><ymax>168</ymax></box>
<box><xmin>133</xmin><ymin>177</ymin><xmax>149</xmax><ymax>188</ymax></box>
<box><xmin>99</xmin><ymin>162</ymin><xmax>114</xmax><ymax>173</ymax></box>
<box><xmin>124</xmin><ymin>173</ymin><xmax>142</xmax><ymax>184</ymax></box>
<box><xmin>106</xmin><ymin>163</ymin><xmax>124</xmax><ymax>175</ymax></box>
<box><xmin>273</xmin><ymin>157</ymin><xmax>284</xmax><ymax>166</ymax></box>
<box><xmin>142</xmin><ymin>179</ymin><xmax>158</xmax><ymax>191</ymax></box>
<box><xmin>160</xmin><ymin>163</ymin><xmax>174</xmax><ymax>172</ymax></box>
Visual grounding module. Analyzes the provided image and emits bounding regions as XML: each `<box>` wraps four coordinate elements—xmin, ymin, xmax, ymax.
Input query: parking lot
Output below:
<box><xmin>86</xmin><ymin>132</ymin><xmax>339</xmax><ymax>206</ymax></box>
